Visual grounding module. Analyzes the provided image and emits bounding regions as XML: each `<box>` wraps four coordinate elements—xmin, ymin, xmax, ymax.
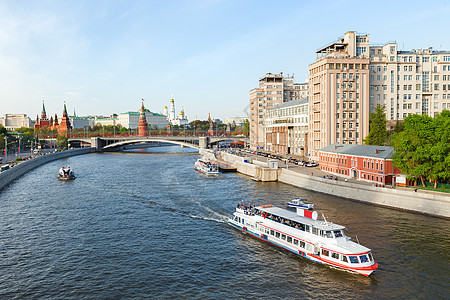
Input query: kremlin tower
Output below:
<box><xmin>58</xmin><ymin>102</ymin><xmax>72</xmax><ymax>136</ymax></box>
<box><xmin>34</xmin><ymin>101</ymin><xmax>50</xmax><ymax>129</ymax></box>
<box><xmin>138</xmin><ymin>101</ymin><xmax>148</xmax><ymax>137</ymax></box>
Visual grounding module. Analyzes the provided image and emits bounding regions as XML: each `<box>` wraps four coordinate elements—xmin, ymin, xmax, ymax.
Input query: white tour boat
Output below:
<box><xmin>194</xmin><ymin>158</ymin><xmax>219</xmax><ymax>175</ymax></box>
<box><xmin>287</xmin><ymin>198</ymin><xmax>314</xmax><ymax>210</ymax></box>
<box><xmin>58</xmin><ymin>166</ymin><xmax>75</xmax><ymax>181</ymax></box>
<box><xmin>228</xmin><ymin>204</ymin><xmax>378</xmax><ymax>276</ymax></box>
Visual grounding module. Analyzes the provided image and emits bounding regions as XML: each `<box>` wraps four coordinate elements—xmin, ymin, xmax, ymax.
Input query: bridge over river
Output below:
<box><xmin>44</xmin><ymin>136</ymin><xmax>249</xmax><ymax>152</ymax></box>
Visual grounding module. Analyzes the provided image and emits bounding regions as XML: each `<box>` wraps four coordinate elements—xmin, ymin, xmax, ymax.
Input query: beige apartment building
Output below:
<box><xmin>264</xmin><ymin>98</ymin><xmax>308</xmax><ymax>157</ymax></box>
<box><xmin>308</xmin><ymin>31</ymin><xmax>371</xmax><ymax>161</ymax></box>
<box><xmin>368</xmin><ymin>45</ymin><xmax>450</xmax><ymax>129</ymax></box>
<box><xmin>249</xmin><ymin>72</ymin><xmax>308</xmax><ymax>150</ymax></box>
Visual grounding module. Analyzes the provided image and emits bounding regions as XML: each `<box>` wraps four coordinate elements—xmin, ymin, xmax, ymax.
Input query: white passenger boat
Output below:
<box><xmin>287</xmin><ymin>198</ymin><xmax>314</xmax><ymax>209</ymax></box>
<box><xmin>58</xmin><ymin>166</ymin><xmax>75</xmax><ymax>181</ymax></box>
<box><xmin>194</xmin><ymin>158</ymin><xmax>219</xmax><ymax>175</ymax></box>
<box><xmin>228</xmin><ymin>204</ymin><xmax>378</xmax><ymax>276</ymax></box>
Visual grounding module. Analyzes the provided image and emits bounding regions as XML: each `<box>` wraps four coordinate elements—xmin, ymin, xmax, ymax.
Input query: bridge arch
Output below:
<box><xmin>102</xmin><ymin>138</ymin><xmax>199</xmax><ymax>151</ymax></box>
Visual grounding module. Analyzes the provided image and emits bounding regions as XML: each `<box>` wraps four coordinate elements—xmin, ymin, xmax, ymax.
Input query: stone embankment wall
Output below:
<box><xmin>208</xmin><ymin>150</ymin><xmax>450</xmax><ymax>219</ymax></box>
<box><xmin>278</xmin><ymin>169</ymin><xmax>450</xmax><ymax>219</ymax></box>
<box><xmin>0</xmin><ymin>148</ymin><xmax>96</xmax><ymax>191</ymax></box>
<box><xmin>200</xmin><ymin>149</ymin><xmax>278</xmax><ymax>181</ymax></box>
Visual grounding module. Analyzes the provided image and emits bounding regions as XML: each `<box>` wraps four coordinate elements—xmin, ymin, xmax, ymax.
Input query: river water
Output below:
<box><xmin>0</xmin><ymin>147</ymin><xmax>448</xmax><ymax>299</ymax></box>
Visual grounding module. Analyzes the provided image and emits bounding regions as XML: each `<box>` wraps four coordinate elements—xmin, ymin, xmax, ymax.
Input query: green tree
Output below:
<box><xmin>364</xmin><ymin>105</ymin><xmax>387</xmax><ymax>145</ymax></box>
<box><xmin>57</xmin><ymin>135</ymin><xmax>68</xmax><ymax>149</ymax></box>
<box><xmin>243</xmin><ymin>119</ymin><xmax>250</xmax><ymax>136</ymax></box>
<box><xmin>391</xmin><ymin>111</ymin><xmax>450</xmax><ymax>188</ymax></box>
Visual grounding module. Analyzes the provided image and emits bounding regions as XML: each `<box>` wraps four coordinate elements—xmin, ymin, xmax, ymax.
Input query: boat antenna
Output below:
<box><xmin>355</xmin><ymin>235</ymin><xmax>360</xmax><ymax>244</ymax></box>
<box><xmin>321</xmin><ymin>212</ymin><xmax>328</xmax><ymax>225</ymax></box>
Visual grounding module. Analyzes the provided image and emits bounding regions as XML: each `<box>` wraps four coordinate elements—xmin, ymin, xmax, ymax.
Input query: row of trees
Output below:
<box><xmin>365</xmin><ymin>105</ymin><xmax>450</xmax><ymax>187</ymax></box>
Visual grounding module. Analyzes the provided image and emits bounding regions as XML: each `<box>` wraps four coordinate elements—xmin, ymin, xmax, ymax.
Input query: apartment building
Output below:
<box><xmin>308</xmin><ymin>31</ymin><xmax>371</xmax><ymax>161</ymax></box>
<box><xmin>264</xmin><ymin>98</ymin><xmax>309</xmax><ymax>157</ymax></box>
<box><xmin>369</xmin><ymin>45</ymin><xmax>450</xmax><ymax>129</ymax></box>
<box><xmin>249</xmin><ymin>72</ymin><xmax>308</xmax><ymax>150</ymax></box>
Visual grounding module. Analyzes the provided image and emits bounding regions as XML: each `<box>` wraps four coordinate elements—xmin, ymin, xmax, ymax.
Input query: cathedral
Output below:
<box><xmin>163</xmin><ymin>98</ymin><xmax>188</xmax><ymax>126</ymax></box>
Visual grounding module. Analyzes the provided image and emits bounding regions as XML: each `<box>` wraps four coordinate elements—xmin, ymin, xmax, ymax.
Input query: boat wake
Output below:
<box><xmin>189</xmin><ymin>214</ymin><xmax>228</xmax><ymax>224</ymax></box>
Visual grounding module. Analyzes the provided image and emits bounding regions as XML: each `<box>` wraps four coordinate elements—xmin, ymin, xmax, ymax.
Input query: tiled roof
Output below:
<box><xmin>320</xmin><ymin>143</ymin><xmax>394</xmax><ymax>159</ymax></box>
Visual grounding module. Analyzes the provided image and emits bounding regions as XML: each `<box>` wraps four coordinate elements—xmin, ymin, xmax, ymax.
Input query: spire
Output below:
<box><xmin>42</xmin><ymin>101</ymin><xmax>46</xmax><ymax>113</ymax></box>
<box><xmin>63</xmin><ymin>102</ymin><xmax>68</xmax><ymax>116</ymax></box>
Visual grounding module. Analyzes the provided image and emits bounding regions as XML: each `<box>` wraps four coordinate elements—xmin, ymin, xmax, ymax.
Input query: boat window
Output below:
<box><xmin>299</xmin><ymin>241</ymin><xmax>305</xmax><ymax>248</ymax></box>
<box><xmin>270</xmin><ymin>230</ymin><xmax>275</xmax><ymax>236</ymax></box>
<box><xmin>259</xmin><ymin>227</ymin><xmax>264</xmax><ymax>232</ymax></box>
<box><xmin>305</xmin><ymin>225</ymin><xmax>310</xmax><ymax>233</ymax></box>
<box><xmin>312</xmin><ymin>227</ymin><xmax>319</xmax><ymax>235</ymax></box>
<box><xmin>275</xmin><ymin>232</ymin><xmax>280</xmax><ymax>238</ymax></box>
<box><xmin>242</xmin><ymin>218</ymin><xmax>245</xmax><ymax>224</ymax></box>
<box><xmin>265</xmin><ymin>229</ymin><xmax>270</xmax><ymax>234</ymax></box>
<box><xmin>281</xmin><ymin>234</ymin><xmax>286</xmax><ymax>240</ymax></box>
<box><xmin>341</xmin><ymin>255</ymin><xmax>348</xmax><ymax>263</ymax></box>
<box><xmin>306</xmin><ymin>244</ymin><xmax>313</xmax><ymax>252</ymax></box>
<box><xmin>331</xmin><ymin>252</ymin><xmax>339</xmax><ymax>259</ymax></box>
<box><xmin>238</xmin><ymin>217</ymin><xmax>240</xmax><ymax>223</ymax></box>
<box><xmin>359</xmin><ymin>255</ymin><xmax>369</xmax><ymax>263</ymax></box>
<box><xmin>368</xmin><ymin>252</ymin><xmax>374</xmax><ymax>261</ymax></box>
<box><xmin>349</xmin><ymin>256</ymin><xmax>359</xmax><ymax>264</ymax></box>
<box><xmin>326</xmin><ymin>231</ymin><xmax>333</xmax><ymax>238</ymax></box>
<box><xmin>293</xmin><ymin>239</ymin><xmax>299</xmax><ymax>246</ymax></box>
<box><xmin>287</xmin><ymin>236</ymin><xmax>292</xmax><ymax>243</ymax></box>
<box><xmin>334</xmin><ymin>230</ymin><xmax>343</xmax><ymax>238</ymax></box>
<box><xmin>321</xmin><ymin>249</ymin><xmax>329</xmax><ymax>256</ymax></box>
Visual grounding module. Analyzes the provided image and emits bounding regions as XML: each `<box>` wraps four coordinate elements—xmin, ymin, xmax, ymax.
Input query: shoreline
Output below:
<box><xmin>201</xmin><ymin>149</ymin><xmax>450</xmax><ymax>219</ymax></box>
<box><xmin>0</xmin><ymin>148</ymin><xmax>96</xmax><ymax>192</ymax></box>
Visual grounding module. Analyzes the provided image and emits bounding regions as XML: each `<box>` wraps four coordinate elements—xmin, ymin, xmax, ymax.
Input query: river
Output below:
<box><xmin>0</xmin><ymin>146</ymin><xmax>448</xmax><ymax>299</ymax></box>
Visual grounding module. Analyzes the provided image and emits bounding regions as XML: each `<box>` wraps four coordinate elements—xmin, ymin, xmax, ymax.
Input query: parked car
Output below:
<box><xmin>305</xmin><ymin>162</ymin><xmax>318</xmax><ymax>167</ymax></box>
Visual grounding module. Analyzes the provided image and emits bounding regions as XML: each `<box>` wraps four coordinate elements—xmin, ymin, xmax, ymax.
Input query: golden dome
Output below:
<box><xmin>170</xmin><ymin>98</ymin><xmax>174</xmax><ymax>103</ymax></box>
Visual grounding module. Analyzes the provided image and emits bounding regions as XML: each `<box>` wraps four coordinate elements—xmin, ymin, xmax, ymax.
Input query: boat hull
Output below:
<box><xmin>228</xmin><ymin>219</ymin><xmax>377</xmax><ymax>276</ymax></box>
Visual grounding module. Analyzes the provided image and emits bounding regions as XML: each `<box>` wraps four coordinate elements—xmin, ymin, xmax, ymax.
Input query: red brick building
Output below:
<box><xmin>34</xmin><ymin>102</ymin><xmax>50</xmax><ymax>129</ymax></box>
<box><xmin>319</xmin><ymin>143</ymin><xmax>400</xmax><ymax>185</ymax></box>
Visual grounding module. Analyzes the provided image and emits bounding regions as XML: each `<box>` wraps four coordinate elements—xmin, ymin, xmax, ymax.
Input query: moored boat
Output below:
<box><xmin>228</xmin><ymin>204</ymin><xmax>378</xmax><ymax>276</ymax></box>
<box><xmin>287</xmin><ymin>198</ymin><xmax>314</xmax><ymax>209</ymax></box>
<box><xmin>58</xmin><ymin>166</ymin><xmax>75</xmax><ymax>180</ymax></box>
<box><xmin>194</xmin><ymin>158</ymin><xmax>219</xmax><ymax>175</ymax></box>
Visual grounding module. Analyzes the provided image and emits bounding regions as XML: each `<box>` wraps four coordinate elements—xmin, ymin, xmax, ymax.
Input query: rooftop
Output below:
<box><xmin>268</xmin><ymin>97</ymin><xmax>308</xmax><ymax>111</ymax></box>
<box><xmin>320</xmin><ymin>143</ymin><xmax>394</xmax><ymax>159</ymax></box>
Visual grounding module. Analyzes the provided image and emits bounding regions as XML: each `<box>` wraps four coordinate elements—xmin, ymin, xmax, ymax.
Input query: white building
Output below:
<box><xmin>0</xmin><ymin>114</ymin><xmax>33</xmax><ymax>130</ymax></box>
<box><xmin>118</xmin><ymin>109</ymin><xmax>168</xmax><ymax>129</ymax></box>
<box><xmin>264</xmin><ymin>98</ymin><xmax>309</xmax><ymax>157</ymax></box>
<box><xmin>163</xmin><ymin>98</ymin><xmax>189</xmax><ymax>126</ymax></box>
<box><xmin>70</xmin><ymin>116</ymin><xmax>95</xmax><ymax>129</ymax></box>
<box><xmin>368</xmin><ymin>44</ymin><xmax>450</xmax><ymax>129</ymax></box>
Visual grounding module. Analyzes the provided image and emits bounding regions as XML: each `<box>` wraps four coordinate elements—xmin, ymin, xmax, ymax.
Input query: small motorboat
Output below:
<box><xmin>287</xmin><ymin>198</ymin><xmax>314</xmax><ymax>209</ymax></box>
<box><xmin>58</xmin><ymin>166</ymin><xmax>75</xmax><ymax>181</ymax></box>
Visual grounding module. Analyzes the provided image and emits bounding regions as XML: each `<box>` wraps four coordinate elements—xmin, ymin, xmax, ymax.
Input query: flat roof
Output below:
<box><xmin>257</xmin><ymin>205</ymin><xmax>345</xmax><ymax>231</ymax></box>
<box><xmin>267</xmin><ymin>97</ymin><xmax>308</xmax><ymax>111</ymax></box>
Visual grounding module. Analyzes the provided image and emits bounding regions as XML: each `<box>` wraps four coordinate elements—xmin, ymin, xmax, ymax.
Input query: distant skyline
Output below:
<box><xmin>1</xmin><ymin>0</ymin><xmax>450</xmax><ymax>121</ymax></box>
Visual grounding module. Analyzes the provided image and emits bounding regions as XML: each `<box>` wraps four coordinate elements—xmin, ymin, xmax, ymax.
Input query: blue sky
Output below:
<box><xmin>1</xmin><ymin>0</ymin><xmax>450</xmax><ymax>121</ymax></box>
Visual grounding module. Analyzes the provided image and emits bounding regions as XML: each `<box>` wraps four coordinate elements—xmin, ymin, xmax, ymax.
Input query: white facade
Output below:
<box><xmin>164</xmin><ymin>98</ymin><xmax>189</xmax><ymax>126</ymax></box>
<box><xmin>70</xmin><ymin>117</ymin><xmax>95</xmax><ymax>129</ymax></box>
<box><xmin>0</xmin><ymin>114</ymin><xmax>32</xmax><ymax>130</ymax></box>
<box><xmin>118</xmin><ymin>110</ymin><xmax>168</xmax><ymax>129</ymax></box>
<box><xmin>368</xmin><ymin>45</ymin><xmax>450</xmax><ymax>127</ymax></box>
<box><xmin>265</xmin><ymin>98</ymin><xmax>309</xmax><ymax>156</ymax></box>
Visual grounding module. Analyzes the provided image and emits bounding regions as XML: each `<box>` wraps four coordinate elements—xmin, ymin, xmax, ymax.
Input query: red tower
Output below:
<box><xmin>58</xmin><ymin>102</ymin><xmax>72</xmax><ymax>136</ymax></box>
<box><xmin>138</xmin><ymin>101</ymin><xmax>148</xmax><ymax>137</ymax></box>
<box><xmin>53</xmin><ymin>114</ymin><xmax>59</xmax><ymax>129</ymax></box>
<box><xmin>34</xmin><ymin>101</ymin><xmax>50</xmax><ymax>129</ymax></box>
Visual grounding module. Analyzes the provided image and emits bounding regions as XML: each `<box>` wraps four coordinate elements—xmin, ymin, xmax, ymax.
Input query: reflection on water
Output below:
<box><xmin>0</xmin><ymin>146</ymin><xmax>448</xmax><ymax>298</ymax></box>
